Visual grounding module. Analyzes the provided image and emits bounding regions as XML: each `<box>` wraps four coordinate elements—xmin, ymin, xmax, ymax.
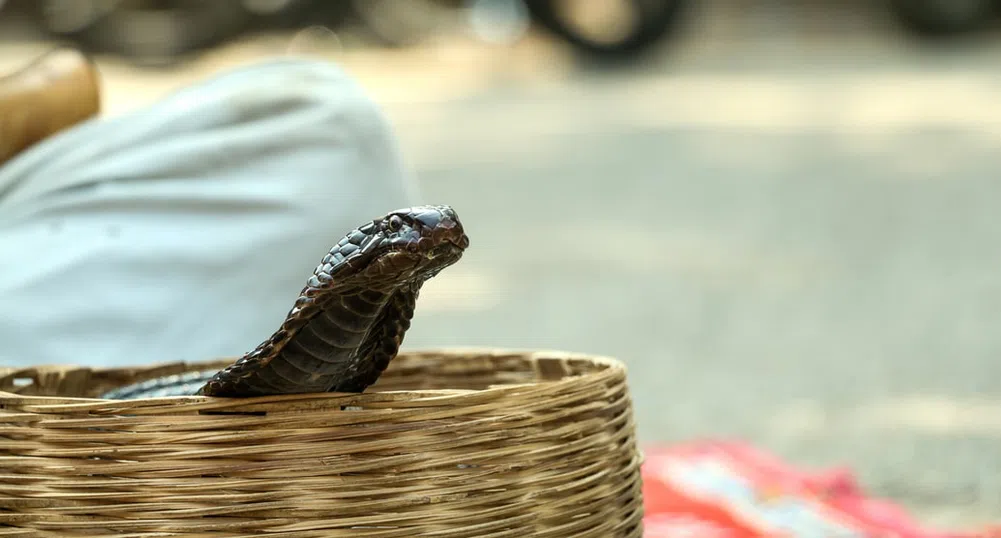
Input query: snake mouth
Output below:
<box><xmin>427</xmin><ymin>242</ymin><xmax>465</xmax><ymax>262</ymax></box>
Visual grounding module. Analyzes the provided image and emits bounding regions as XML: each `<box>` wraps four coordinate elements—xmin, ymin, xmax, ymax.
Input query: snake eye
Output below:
<box><xmin>387</xmin><ymin>215</ymin><xmax>404</xmax><ymax>232</ymax></box>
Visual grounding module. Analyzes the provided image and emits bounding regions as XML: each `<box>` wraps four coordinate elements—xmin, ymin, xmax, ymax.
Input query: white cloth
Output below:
<box><xmin>0</xmin><ymin>58</ymin><xmax>420</xmax><ymax>367</ymax></box>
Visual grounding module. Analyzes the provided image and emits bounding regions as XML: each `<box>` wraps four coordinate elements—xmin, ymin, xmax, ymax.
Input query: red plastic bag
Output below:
<box><xmin>640</xmin><ymin>440</ymin><xmax>991</xmax><ymax>538</ymax></box>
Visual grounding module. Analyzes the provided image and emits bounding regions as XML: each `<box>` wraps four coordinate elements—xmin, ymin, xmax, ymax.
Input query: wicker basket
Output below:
<box><xmin>0</xmin><ymin>348</ymin><xmax>643</xmax><ymax>537</ymax></box>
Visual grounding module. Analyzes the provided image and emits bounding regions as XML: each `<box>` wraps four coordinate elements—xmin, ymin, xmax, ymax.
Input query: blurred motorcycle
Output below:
<box><xmin>25</xmin><ymin>0</ymin><xmax>688</xmax><ymax>65</ymax></box>
<box><xmin>30</xmin><ymin>0</ymin><xmax>995</xmax><ymax>69</ymax></box>
<box><xmin>27</xmin><ymin>0</ymin><xmax>461</xmax><ymax>62</ymax></box>
<box><xmin>30</xmin><ymin>0</ymin><xmax>252</xmax><ymax>66</ymax></box>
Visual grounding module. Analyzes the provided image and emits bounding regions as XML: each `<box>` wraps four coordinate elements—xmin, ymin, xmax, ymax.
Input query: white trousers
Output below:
<box><xmin>0</xmin><ymin>59</ymin><xmax>419</xmax><ymax>368</ymax></box>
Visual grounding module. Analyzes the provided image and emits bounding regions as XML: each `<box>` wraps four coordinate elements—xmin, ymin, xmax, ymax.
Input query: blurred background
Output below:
<box><xmin>2</xmin><ymin>0</ymin><xmax>1000</xmax><ymax>529</ymax></box>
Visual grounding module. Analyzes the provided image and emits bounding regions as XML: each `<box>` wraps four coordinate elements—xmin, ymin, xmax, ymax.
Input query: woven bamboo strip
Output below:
<box><xmin>1</xmin><ymin>349</ymin><xmax>642</xmax><ymax>537</ymax></box>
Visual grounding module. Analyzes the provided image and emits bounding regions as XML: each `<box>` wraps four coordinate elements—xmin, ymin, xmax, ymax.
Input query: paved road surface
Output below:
<box><xmin>2</xmin><ymin>1</ymin><xmax>1000</xmax><ymax>528</ymax></box>
<box><xmin>396</xmin><ymin>69</ymin><xmax>1001</xmax><ymax>529</ymax></box>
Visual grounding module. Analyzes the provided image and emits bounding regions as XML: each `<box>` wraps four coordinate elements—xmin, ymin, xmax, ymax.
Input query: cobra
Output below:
<box><xmin>101</xmin><ymin>205</ymin><xmax>469</xmax><ymax>399</ymax></box>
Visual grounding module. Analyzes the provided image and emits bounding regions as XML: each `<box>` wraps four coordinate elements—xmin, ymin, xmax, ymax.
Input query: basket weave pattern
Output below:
<box><xmin>0</xmin><ymin>349</ymin><xmax>643</xmax><ymax>537</ymax></box>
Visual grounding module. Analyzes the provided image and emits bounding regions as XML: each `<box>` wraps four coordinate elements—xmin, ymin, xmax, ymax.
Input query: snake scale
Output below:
<box><xmin>100</xmin><ymin>205</ymin><xmax>469</xmax><ymax>400</ymax></box>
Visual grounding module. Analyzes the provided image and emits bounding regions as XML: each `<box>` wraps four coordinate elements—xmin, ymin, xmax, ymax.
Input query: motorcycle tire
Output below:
<box><xmin>888</xmin><ymin>0</ymin><xmax>995</xmax><ymax>37</ymax></box>
<box><xmin>522</xmin><ymin>0</ymin><xmax>689</xmax><ymax>59</ymax></box>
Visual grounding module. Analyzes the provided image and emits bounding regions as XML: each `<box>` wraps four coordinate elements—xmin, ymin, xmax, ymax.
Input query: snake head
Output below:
<box><xmin>379</xmin><ymin>205</ymin><xmax>469</xmax><ymax>254</ymax></box>
<box><xmin>316</xmin><ymin>205</ymin><xmax>469</xmax><ymax>289</ymax></box>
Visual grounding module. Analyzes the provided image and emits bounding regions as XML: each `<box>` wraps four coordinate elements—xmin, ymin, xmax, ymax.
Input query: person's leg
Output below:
<box><xmin>0</xmin><ymin>58</ymin><xmax>421</xmax><ymax>367</ymax></box>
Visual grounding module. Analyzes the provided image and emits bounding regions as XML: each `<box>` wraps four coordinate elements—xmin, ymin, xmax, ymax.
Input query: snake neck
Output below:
<box><xmin>328</xmin><ymin>282</ymin><xmax>419</xmax><ymax>393</ymax></box>
<box><xmin>199</xmin><ymin>280</ymin><xmax>420</xmax><ymax>397</ymax></box>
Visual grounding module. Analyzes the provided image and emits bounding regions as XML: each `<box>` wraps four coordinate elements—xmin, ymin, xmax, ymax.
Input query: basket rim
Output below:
<box><xmin>0</xmin><ymin>347</ymin><xmax>627</xmax><ymax>409</ymax></box>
